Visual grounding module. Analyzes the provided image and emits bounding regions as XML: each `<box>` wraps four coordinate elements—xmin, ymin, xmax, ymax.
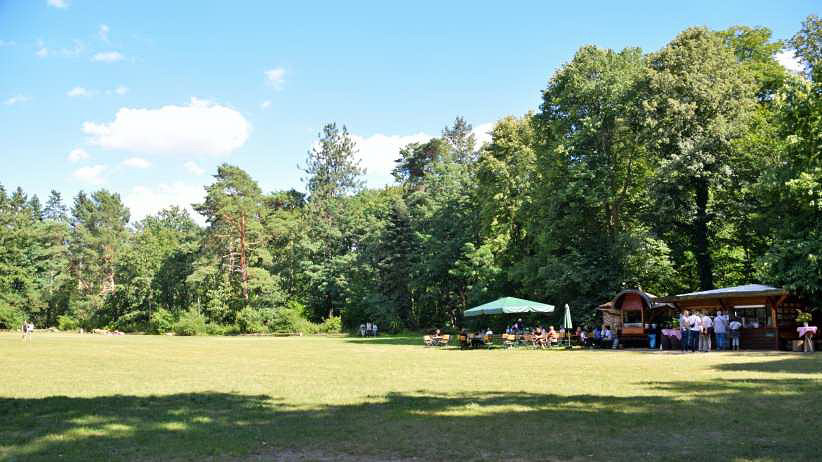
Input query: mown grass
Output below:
<box><xmin>1</xmin><ymin>332</ymin><xmax>820</xmax><ymax>461</ymax></box>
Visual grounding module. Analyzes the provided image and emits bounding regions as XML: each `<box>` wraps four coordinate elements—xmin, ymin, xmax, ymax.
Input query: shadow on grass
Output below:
<box><xmin>713</xmin><ymin>356</ymin><xmax>822</xmax><ymax>374</ymax></box>
<box><xmin>2</xmin><ymin>376</ymin><xmax>821</xmax><ymax>461</ymax></box>
<box><xmin>342</xmin><ymin>335</ymin><xmax>423</xmax><ymax>346</ymax></box>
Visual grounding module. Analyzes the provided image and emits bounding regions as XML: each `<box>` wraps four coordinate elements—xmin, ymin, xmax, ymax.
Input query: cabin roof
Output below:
<box><xmin>657</xmin><ymin>284</ymin><xmax>786</xmax><ymax>303</ymax></box>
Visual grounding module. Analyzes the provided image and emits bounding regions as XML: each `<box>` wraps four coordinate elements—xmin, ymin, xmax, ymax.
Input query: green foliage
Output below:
<box><xmin>0</xmin><ymin>303</ymin><xmax>24</xmax><ymax>329</ymax></box>
<box><xmin>236</xmin><ymin>307</ymin><xmax>267</xmax><ymax>334</ymax></box>
<box><xmin>57</xmin><ymin>314</ymin><xmax>80</xmax><ymax>331</ymax></box>
<box><xmin>796</xmin><ymin>310</ymin><xmax>813</xmax><ymax>323</ymax></box>
<box><xmin>1</xmin><ymin>18</ymin><xmax>820</xmax><ymax>333</ymax></box>
<box><xmin>149</xmin><ymin>308</ymin><xmax>176</xmax><ymax>334</ymax></box>
<box><xmin>173</xmin><ymin>309</ymin><xmax>208</xmax><ymax>336</ymax></box>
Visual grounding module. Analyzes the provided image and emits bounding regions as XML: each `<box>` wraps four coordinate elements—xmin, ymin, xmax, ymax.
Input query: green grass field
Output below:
<box><xmin>1</xmin><ymin>333</ymin><xmax>821</xmax><ymax>461</ymax></box>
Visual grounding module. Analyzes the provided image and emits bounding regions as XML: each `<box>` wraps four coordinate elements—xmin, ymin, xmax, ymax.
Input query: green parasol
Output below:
<box><xmin>463</xmin><ymin>297</ymin><xmax>555</xmax><ymax>317</ymax></box>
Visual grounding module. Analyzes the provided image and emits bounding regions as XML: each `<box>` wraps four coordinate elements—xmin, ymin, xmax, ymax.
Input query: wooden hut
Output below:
<box><xmin>598</xmin><ymin>289</ymin><xmax>675</xmax><ymax>344</ymax></box>
<box><xmin>657</xmin><ymin>284</ymin><xmax>808</xmax><ymax>350</ymax></box>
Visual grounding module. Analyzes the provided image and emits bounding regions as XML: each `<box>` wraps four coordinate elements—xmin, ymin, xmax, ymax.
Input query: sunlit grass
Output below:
<box><xmin>1</xmin><ymin>332</ymin><xmax>820</xmax><ymax>461</ymax></box>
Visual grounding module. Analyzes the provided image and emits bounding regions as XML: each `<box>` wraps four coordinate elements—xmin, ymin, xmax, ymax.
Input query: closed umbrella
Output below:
<box><xmin>562</xmin><ymin>304</ymin><xmax>573</xmax><ymax>347</ymax></box>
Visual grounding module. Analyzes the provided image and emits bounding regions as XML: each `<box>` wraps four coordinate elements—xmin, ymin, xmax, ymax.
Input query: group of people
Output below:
<box><xmin>579</xmin><ymin>325</ymin><xmax>619</xmax><ymax>349</ymax></box>
<box><xmin>679</xmin><ymin>309</ymin><xmax>740</xmax><ymax>352</ymax></box>
<box><xmin>20</xmin><ymin>320</ymin><xmax>34</xmax><ymax>341</ymax></box>
<box><xmin>358</xmin><ymin>322</ymin><xmax>379</xmax><ymax>337</ymax></box>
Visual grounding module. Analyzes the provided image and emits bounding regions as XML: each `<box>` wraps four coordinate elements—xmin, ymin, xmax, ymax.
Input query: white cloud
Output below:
<box><xmin>184</xmin><ymin>161</ymin><xmax>205</xmax><ymax>176</ymax></box>
<box><xmin>265</xmin><ymin>67</ymin><xmax>286</xmax><ymax>90</ymax></box>
<box><xmin>775</xmin><ymin>50</ymin><xmax>804</xmax><ymax>74</ymax></box>
<box><xmin>99</xmin><ymin>24</ymin><xmax>110</xmax><ymax>42</ymax></box>
<box><xmin>67</xmin><ymin>148</ymin><xmax>90</xmax><ymax>162</ymax></box>
<box><xmin>113</xmin><ymin>85</ymin><xmax>128</xmax><ymax>95</ymax></box>
<box><xmin>92</xmin><ymin>51</ymin><xmax>124</xmax><ymax>63</ymax></box>
<box><xmin>472</xmin><ymin>122</ymin><xmax>494</xmax><ymax>147</ymax></box>
<box><xmin>349</xmin><ymin>132</ymin><xmax>433</xmax><ymax>187</ymax></box>
<box><xmin>82</xmin><ymin>97</ymin><xmax>250</xmax><ymax>156</ymax></box>
<box><xmin>47</xmin><ymin>0</ymin><xmax>69</xmax><ymax>8</ymax></box>
<box><xmin>122</xmin><ymin>157</ymin><xmax>151</xmax><ymax>168</ymax></box>
<box><xmin>4</xmin><ymin>95</ymin><xmax>29</xmax><ymax>105</ymax></box>
<box><xmin>72</xmin><ymin>164</ymin><xmax>108</xmax><ymax>185</ymax></box>
<box><xmin>0</xmin><ymin>40</ymin><xmax>16</xmax><ymax>47</ymax></box>
<box><xmin>123</xmin><ymin>182</ymin><xmax>205</xmax><ymax>224</ymax></box>
<box><xmin>260</xmin><ymin>100</ymin><xmax>271</xmax><ymax>109</ymax></box>
<box><xmin>36</xmin><ymin>46</ymin><xmax>48</xmax><ymax>58</ymax></box>
<box><xmin>67</xmin><ymin>86</ymin><xmax>94</xmax><ymax>97</ymax></box>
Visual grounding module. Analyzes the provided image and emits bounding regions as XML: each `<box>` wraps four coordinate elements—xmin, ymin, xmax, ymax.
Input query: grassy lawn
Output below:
<box><xmin>1</xmin><ymin>333</ymin><xmax>820</xmax><ymax>461</ymax></box>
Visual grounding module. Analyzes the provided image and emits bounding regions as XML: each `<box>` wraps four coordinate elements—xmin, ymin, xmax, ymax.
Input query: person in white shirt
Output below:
<box><xmin>680</xmin><ymin>310</ymin><xmax>691</xmax><ymax>352</ymax></box>
<box><xmin>713</xmin><ymin>311</ymin><xmax>728</xmax><ymax>351</ymax></box>
<box><xmin>729</xmin><ymin>318</ymin><xmax>742</xmax><ymax>350</ymax></box>
<box><xmin>688</xmin><ymin>311</ymin><xmax>701</xmax><ymax>352</ymax></box>
<box><xmin>699</xmin><ymin>313</ymin><xmax>713</xmax><ymax>352</ymax></box>
<box><xmin>366</xmin><ymin>322</ymin><xmax>372</xmax><ymax>336</ymax></box>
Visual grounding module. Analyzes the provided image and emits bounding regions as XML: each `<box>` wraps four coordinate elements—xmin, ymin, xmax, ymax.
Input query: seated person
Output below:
<box><xmin>471</xmin><ymin>330</ymin><xmax>484</xmax><ymax>348</ymax></box>
<box><xmin>458</xmin><ymin>328</ymin><xmax>469</xmax><ymax>349</ymax></box>
<box><xmin>547</xmin><ymin>326</ymin><xmax>559</xmax><ymax>346</ymax></box>
<box><xmin>593</xmin><ymin>326</ymin><xmax>603</xmax><ymax>347</ymax></box>
<box><xmin>532</xmin><ymin>327</ymin><xmax>545</xmax><ymax>348</ymax></box>
<box><xmin>602</xmin><ymin>325</ymin><xmax>619</xmax><ymax>349</ymax></box>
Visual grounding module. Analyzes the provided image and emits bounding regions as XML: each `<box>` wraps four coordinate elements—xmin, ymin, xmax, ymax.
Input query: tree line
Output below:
<box><xmin>1</xmin><ymin>19</ymin><xmax>820</xmax><ymax>334</ymax></box>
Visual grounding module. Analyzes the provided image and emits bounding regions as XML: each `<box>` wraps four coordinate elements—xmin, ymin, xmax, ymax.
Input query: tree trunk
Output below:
<box><xmin>239</xmin><ymin>215</ymin><xmax>249</xmax><ymax>302</ymax></box>
<box><xmin>694</xmin><ymin>179</ymin><xmax>714</xmax><ymax>290</ymax></box>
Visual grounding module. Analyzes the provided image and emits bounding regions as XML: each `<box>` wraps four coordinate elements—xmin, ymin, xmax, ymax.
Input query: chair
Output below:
<box><xmin>423</xmin><ymin>335</ymin><xmax>433</xmax><ymax>347</ymax></box>
<box><xmin>438</xmin><ymin>334</ymin><xmax>451</xmax><ymax>348</ymax></box>
<box><xmin>503</xmin><ymin>334</ymin><xmax>516</xmax><ymax>349</ymax></box>
<box><xmin>483</xmin><ymin>334</ymin><xmax>494</xmax><ymax>349</ymax></box>
<box><xmin>522</xmin><ymin>333</ymin><xmax>534</xmax><ymax>348</ymax></box>
<box><xmin>458</xmin><ymin>334</ymin><xmax>469</xmax><ymax>349</ymax></box>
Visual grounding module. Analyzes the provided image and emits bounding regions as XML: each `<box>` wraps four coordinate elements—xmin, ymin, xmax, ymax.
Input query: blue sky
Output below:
<box><xmin>0</xmin><ymin>0</ymin><xmax>814</xmax><ymax>223</ymax></box>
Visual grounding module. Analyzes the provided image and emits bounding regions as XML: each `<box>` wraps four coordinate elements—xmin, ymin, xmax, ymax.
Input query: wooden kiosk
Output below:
<box><xmin>597</xmin><ymin>289</ymin><xmax>675</xmax><ymax>344</ymax></box>
<box><xmin>657</xmin><ymin>284</ymin><xmax>807</xmax><ymax>350</ymax></box>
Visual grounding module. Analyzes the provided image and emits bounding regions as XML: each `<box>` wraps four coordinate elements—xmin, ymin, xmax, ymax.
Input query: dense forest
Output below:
<box><xmin>2</xmin><ymin>19</ymin><xmax>820</xmax><ymax>334</ymax></box>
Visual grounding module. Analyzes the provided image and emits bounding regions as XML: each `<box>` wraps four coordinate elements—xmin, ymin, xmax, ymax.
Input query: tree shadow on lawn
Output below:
<box><xmin>343</xmin><ymin>336</ymin><xmax>424</xmax><ymax>346</ymax></box>
<box><xmin>2</xmin><ymin>377</ymin><xmax>821</xmax><ymax>461</ymax></box>
<box><xmin>712</xmin><ymin>355</ymin><xmax>822</xmax><ymax>374</ymax></box>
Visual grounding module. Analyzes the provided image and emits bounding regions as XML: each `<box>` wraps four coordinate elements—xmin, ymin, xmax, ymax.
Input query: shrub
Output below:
<box><xmin>319</xmin><ymin>316</ymin><xmax>342</xmax><ymax>334</ymax></box>
<box><xmin>236</xmin><ymin>307</ymin><xmax>267</xmax><ymax>334</ymax></box>
<box><xmin>150</xmin><ymin>308</ymin><xmax>176</xmax><ymax>334</ymax></box>
<box><xmin>0</xmin><ymin>304</ymin><xmax>24</xmax><ymax>330</ymax></box>
<box><xmin>57</xmin><ymin>314</ymin><xmax>80</xmax><ymax>331</ymax></box>
<box><xmin>173</xmin><ymin>309</ymin><xmax>207</xmax><ymax>336</ymax></box>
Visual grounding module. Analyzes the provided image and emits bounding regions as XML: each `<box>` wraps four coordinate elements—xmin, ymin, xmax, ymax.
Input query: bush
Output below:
<box><xmin>173</xmin><ymin>309</ymin><xmax>207</xmax><ymax>336</ymax></box>
<box><xmin>236</xmin><ymin>307</ymin><xmax>267</xmax><ymax>334</ymax></box>
<box><xmin>319</xmin><ymin>316</ymin><xmax>342</xmax><ymax>334</ymax></box>
<box><xmin>0</xmin><ymin>304</ymin><xmax>24</xmax><ymax>330</ymax></box>
<box><xmin>57</xmin><ymin>315</ymin><xmax>80</xmax><ymax>331</ymax></box>
<box><xmin>150</xmin><ymin>308</ymin><xmax>176</xmax><ymax>334</ymax></box>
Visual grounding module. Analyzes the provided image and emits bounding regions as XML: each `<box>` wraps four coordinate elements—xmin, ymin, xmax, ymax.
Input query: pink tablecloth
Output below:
<box><xmin>662</xmin><ymin>329</ymin><xmax>681</xmax><ymax>339</ymax></box>
<box><xmin>798</xmin><ymin>326</ymin><xmax>817</xmax><ymax>337</ymax></box>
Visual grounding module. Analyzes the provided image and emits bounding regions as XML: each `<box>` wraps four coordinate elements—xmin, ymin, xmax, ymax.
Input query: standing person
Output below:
<box><xmin>21</xmin><ymin>321</ymin><xmax>29</xmax><ymax>340</ymax></box>
<box><xmin>714</xmin><ymin>310</ymin><xmax>728</xmax><ymax>351</ymax></box>
<box><xmin>680</xmin><ymin>310</ymin><xmax>691</xmax><ymax>352</ymax></box>
<box><xmin>366</xmin><ymin>321</ymin><xmax>372</xmax><ymax>336</ymax></box>
<box><xmin>729</xmin><ymin>317</ymin><xmax>742</xmax><ymax>351</ymax></box>
<box><xmin>700</xmin><ymin>312</ymin><xmax>713</xmax><ymax>352</ymax></box>
<box><xmin>359</xmin><ymin>323</ymin><xmax>366</xmax><ymax>337</ymax></box>
<box><xmin>372</xmin><ymin>322</ymin><xmax>378</xmax><ymax>337</ymax></box>
<box><xmin>648</xmin><ymin>323</ymin><xmax>657</xmax><ymax>350</ymax></box>
<box><xmin>688</xmin><ymin>311</ymin><xmax>701</xmax><ymax>352</ymax></box>
<box><xmin>22</xmin><ymin>321</ymin><xmax>33</xmax><ymax>341</ymax></box>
